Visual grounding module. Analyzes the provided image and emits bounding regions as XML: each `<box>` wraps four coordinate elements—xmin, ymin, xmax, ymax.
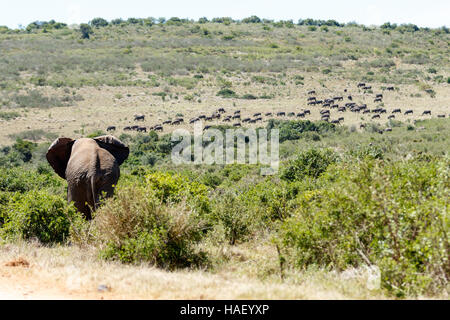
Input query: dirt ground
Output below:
<box><xmin>0</xmin><ymin>241</ymin><xmax>406</xmax><ymax>300</ymax></box>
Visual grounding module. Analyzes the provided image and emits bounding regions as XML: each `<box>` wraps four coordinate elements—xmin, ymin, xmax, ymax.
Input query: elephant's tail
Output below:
<box><xmin>90</xmin><ymin>175</ymin><xmax>98</xmax><ymax>212</ymax></box>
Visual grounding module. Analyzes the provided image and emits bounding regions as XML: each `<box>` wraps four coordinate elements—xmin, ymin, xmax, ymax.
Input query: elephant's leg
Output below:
<box><xmin>95</xmin><ymin>174</ymin><xmax>118</xmax><ymax>205</ymax></box>
<box><xmin>81</xmin><ymin>177</ymin><xmax>97</xmax><ymax>220</ymax></box>
<box><xmin>68</xmin><ymin>183</ymin><xmax>92</xmax><ymax>219</ymax></box>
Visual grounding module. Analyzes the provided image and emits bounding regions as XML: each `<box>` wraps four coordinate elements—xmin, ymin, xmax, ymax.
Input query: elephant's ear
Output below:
<box><xmin>94</xmin><ymin>135</ymin><xmax>129</xmax><ymax>165</ymax></box>
<box><xmin>46</xmin><ymin>138</ymin><xmax>74</xmax><ymax>179</ymax></box>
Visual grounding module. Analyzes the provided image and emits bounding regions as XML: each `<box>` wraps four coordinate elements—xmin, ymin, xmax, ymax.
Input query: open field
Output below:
<box><xmin>0</xmin><ymin>18</ymin><xmax>449</xmax><ymax>300</ymax></box>
<box><xmin>0</xmin><ymin>77</ymin><xmax>449</xmax><ymax>145</ymax></box>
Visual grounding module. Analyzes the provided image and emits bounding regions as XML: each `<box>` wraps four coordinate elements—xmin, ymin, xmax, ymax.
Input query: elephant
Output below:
<box><xmin>46</xmin><ymin>135</ymin><xmax>129</xmax><ymax>219</ymax></box>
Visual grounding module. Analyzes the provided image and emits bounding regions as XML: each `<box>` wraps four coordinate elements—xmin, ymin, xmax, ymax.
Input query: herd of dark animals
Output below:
<box><xmin>106</xmin><ymin>83</ymin><xmax>447</xmax><ymax>134</ymax></box>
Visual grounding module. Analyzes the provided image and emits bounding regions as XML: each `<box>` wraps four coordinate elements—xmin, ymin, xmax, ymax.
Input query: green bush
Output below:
<box><xmin>12</xmin><ymin>90</ymin><xmax>66</xmax><ymax>108</ymax></box>
<box><xmin>277</xmin><ymin>158</ymin><xmax>449</xmax><ymax>296</ymax></box>
<box><xmin>0</xmin><ymin>190</ymin><xmax>78</xmax><ymax>243</ymax></box>
<box><xmin>144</xmin><ymin>172</ymin><xmax>210</xmax><ymax>214</ymax></box>
<box><xmin>217</xmin><ymin>88</ymin><xmax>237</xmax><ymax>98</ymax></box>
<box><xmin>0</xmin><ymin>111</ymin><xmax>20</xmax><ymax>121</ymax></box>
<box><xmin>0</xmin><ymin>167</ymin><xmax>63</xmax><ymax>193</ymax></box>
<box><xmin>240</xmin><ymin>93</ymin><xmax>258</xmax><ymax>100</ymax></box>
<box><xmin>369</xmin><ymin>58</ymin><xmax>396</xmax><ymax>68</ymax></box>
<box><xmin>280</xmin><ymin>148</ymin><xmax>339</xmax><ymax>181</ymax></box>
<box><xmin>210</xmin><ymin>190</ymin><xmax>253</xmax><ymax>245</ymax></box>
<box><xmin>90</xmin><ymin>17</ymin><xmax>109</xmax><ymax>28</ymax></box>
<box><xmin>241</xmin><ymin>178</ymin><xmax>307</xmax><ymax>222</ymax></box>
<box><xmin>94</xmin><ymin>185</ymin><xmax>208</xmax><ymax>268</ymax></box>
<box><xmin>79</xmin><ymin>23</ymin><xmax>93</xmax><ymax>39</ymax></box>
<box><xmin>347</xmin><ymin>144</ymin><xmax>384</xmax><ymax>160</ymax></box>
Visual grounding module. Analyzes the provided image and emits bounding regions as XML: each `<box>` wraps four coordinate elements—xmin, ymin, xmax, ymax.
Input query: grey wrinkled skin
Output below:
<box><xmin>46</xmin><ymin>135</ymin><xmax>129</xmax><ymax>219</ymax></box>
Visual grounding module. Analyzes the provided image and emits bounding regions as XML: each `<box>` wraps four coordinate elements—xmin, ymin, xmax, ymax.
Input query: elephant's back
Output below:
<box><xmin>66</xmin><ymin>140</ymin><xmax>119</xmax><ymax>183</ymax></box>
<box><xmin>66</xmin><ymin>142</ymin><xmax>98</xmax><ymax>182</ymax></box>
<box><xmin>97</xmin><ymin>147</ymin><xmax>120</xmax><ymax>178</ymax></box>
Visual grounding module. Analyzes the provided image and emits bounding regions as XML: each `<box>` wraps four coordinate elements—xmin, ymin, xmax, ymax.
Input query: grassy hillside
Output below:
<box><xmin>0</xmin><ymin>18</ymin><xmax>449</xmax><ymax>145</ymax></box>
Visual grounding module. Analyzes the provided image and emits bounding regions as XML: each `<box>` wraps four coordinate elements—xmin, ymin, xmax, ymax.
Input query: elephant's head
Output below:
<box><xmin>46</xmin><ymin>135</ymin><xmax>129</xmax><ymax>179</ymax></box>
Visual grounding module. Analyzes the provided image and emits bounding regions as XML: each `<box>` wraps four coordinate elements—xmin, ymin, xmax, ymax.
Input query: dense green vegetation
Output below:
<box><xmin>0</xmin><ymin>118</ymin><xmax>449</xmax><ymax>297</ymax></box>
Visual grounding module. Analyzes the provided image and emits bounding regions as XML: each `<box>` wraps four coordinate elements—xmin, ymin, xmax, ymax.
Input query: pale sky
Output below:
<box><xmin>1</xmin><ymin>0</ymin><xmax>449</xmax><ymax>29</ymax></box>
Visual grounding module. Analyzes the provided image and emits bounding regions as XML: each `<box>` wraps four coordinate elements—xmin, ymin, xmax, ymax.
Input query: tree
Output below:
<box><xmin>90</xmin><ymin>17</ymin><xmax>109</xmax><ymax>28</ymax></box>
<box><xmin>143</xmin><ymin>17</ymin><xmax>156</xmax><ymax>26</ymax></box>
<box><xmin>127</xmin><ymin>17</ymin><xmax>142</xmax><ymax>25</ymax></box>
<box><xmin>111</xmin><ymin>18</ymin><xmax>124</xmax><ymax>25</ymax></box>
<box><xmin>12</xmin><ymin>139</ymin><xmax>36</xmax><ymax>163</ymax></box>
<box><xmin>242</xmin><ymin>15</ymin><xmax>261</xmax><ymax>24</ymax></box>
<box><xmin>79</xmin><ymin>23</ymin><xmax>93</xmax><ymax>39</ymax></box>
<box><xmin>166</xmin><ymin>17</ymin><xmax>183</xmax><ymax>26</ymax></box>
